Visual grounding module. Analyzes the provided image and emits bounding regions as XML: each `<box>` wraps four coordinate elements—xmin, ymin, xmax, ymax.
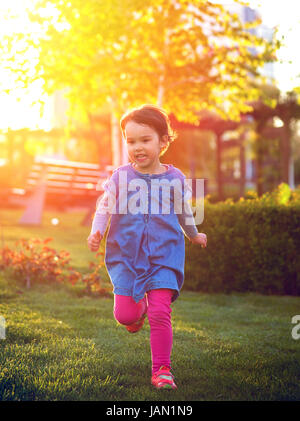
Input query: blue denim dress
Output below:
<box><xmin>103</xmin><ymin>163</ymin><xmax>188</xmax><ymax>303</ymax></box>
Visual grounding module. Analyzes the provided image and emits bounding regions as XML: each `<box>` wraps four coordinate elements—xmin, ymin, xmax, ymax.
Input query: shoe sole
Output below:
<box><xmin>126</xmin><ymin>314</ymin><xmax>146</xmax><ymax>333</ymax></box>
<box><xmin>151</xmin><ymin>381</ymin><xmax>177</xmax><ymax>390</ymax></box>
<box><xmin>153</xmin><ymin>384</ymin><xmax>177</xmax><ymax>390</ymax></box>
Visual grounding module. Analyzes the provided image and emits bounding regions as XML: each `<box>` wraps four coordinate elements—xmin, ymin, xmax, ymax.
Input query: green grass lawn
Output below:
<box><xmin>0</xmin><ymin>208</ymin><xmax>300</xmax><ymax>401</ymax></box>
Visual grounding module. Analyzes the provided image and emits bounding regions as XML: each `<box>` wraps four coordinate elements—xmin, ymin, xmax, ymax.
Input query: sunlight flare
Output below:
<box><xmin>0</xmin><ymin>0</ymin><xmax>53</xmax><ymax>130</ymax></box>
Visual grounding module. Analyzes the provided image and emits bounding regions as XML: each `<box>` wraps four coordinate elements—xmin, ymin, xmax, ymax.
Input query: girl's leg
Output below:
<box><xmin>113</xmin><ymin>294</ymin><xmax>148</xmax><ymax>326</ymax></box>
<box><xmin>147</xmin><ymin>288</ymin><xmax>174</xmax><ymax>374</ymax></box>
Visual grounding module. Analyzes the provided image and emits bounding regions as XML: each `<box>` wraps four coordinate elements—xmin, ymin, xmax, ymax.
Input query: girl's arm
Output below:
<box><xmin>88</xmin><ymin>172</ymin><xmax>117</xmax><ymax>251</ymax></box>
<box><xmin>90</xmin><ymin>191</ymin><xmax>111</xmax><ymax>237</ymax></box>
<box><xmin>88</xmin><ymin>191</ymin><xmax>111</xmax><ymax>252</ymax></box>
<box><xmin>177</xmin><ymin>200</ymin><xmax>198</xmax><ymax>239</ymax></box>
<box><xmin>178</xmin><ymin>199</ymin><xmax>207</xmax><ymax>247</ymax></box>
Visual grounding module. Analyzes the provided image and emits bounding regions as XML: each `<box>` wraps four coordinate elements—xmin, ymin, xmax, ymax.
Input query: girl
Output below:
<box><xmin>87</xmin><ymin>104</ymin><xmax>207</xmax><ymax>390</ymax></box>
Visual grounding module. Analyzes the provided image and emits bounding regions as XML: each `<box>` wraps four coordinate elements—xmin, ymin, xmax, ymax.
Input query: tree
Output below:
<box><xmin>3</xmin><ymin>0</ymin><xmax>278</xmax><ymax>165</ymax></box>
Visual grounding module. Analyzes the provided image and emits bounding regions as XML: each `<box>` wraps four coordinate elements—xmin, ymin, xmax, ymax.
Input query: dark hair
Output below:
<box><xmin>120</xmin><ymin>104</ymin><xmax>177</xmax><ymax>156</ymax></box>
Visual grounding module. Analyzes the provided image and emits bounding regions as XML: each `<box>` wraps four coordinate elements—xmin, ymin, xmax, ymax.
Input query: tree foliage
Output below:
<box><xmin>3</xmin><ymin>0</ymin><xmax>278</xmax><ymax>123</ymax></box>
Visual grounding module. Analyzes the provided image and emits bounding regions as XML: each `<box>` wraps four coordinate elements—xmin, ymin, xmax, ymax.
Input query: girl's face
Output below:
<box><xmin>124</xmin><ymin>121</ymin><xmax>168</xmax><ymax>173</ymax></box>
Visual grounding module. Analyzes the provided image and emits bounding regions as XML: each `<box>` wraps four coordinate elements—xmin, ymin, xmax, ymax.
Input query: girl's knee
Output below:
<box><xmin>113</xmin><ymin>295</ymin><xmax>144</xmax><ymax>326</ymax></box>
<box><xmin>113</xmin><ymin>308</ymin><xmax>137</xmax><ymax>326</ymax></box>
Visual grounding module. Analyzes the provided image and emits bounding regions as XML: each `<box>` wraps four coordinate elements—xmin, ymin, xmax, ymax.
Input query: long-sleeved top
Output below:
<box><xmin>91</xmin><ymin>187</ymin><xmax>198</xmax><ymax>239</ymax></box>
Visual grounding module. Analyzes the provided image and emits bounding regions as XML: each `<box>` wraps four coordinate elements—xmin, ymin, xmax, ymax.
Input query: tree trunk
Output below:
<box><xmin>157</xmin><ymin>76</ymin><xmax>164</xmax><ymax>108</ymax></box>
<box><xmin>121</xmin><ymin>132</ymin><xmax>129</xmax><ymax>165</ymax></box>
<box><xmin>289</xmin><ymin>155</ymin><xmax>295</xmax><ymax>189</ymax></box>
<box><xmin>255</xmin><ymin>142</ymin><xmax>264</xmax><ymax>197</ymax></box>
<box><xmin>280</xmin><ymin>117</ymin><xmax>291</xmax><ymax>185</ymax></box>
<box><xmin>188</xmin><ymin>136</ymin><xmax>196</xmax><ymax>180</ymax></box>
<box><xmin>216</xmin><ymin>134</ymin><xmax>223</xmax><ymax>201</ymax></box>
<box><xmin>239</xmin><ymin>134</ymin><xmax>246</xmax><ymax>197</ymax></box>
<box><xmin>111</xmin><ymin>112</ymin><xmax>121</xmax><ymax>168</ymax></box>
<box><xmin>157</xmin><ymin>28</ymin><xmax>170</xmax><ymax>107</ymax></box>
<box><xmin>255</xmin><ymin>120</ymin><xmax>267</xmax><ymax>197</ymax></box>
<box><xmin>26</xmin><ymin>275</ymin><xmax>31</xmax><ymax>289</ymax></box>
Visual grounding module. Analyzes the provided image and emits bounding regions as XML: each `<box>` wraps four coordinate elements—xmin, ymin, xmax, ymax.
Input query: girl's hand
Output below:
<box><xmin>87</xmin><ymin>230</ymin><xmax>102</xmax><ymax>252</ymax></box>
<box><xmin>190</xmin><ymin>233</ymin><xmax>207</xmax><ymax>248</ymax></box>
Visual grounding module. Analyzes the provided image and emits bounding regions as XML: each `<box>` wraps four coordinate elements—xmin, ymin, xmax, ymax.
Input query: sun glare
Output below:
<box><xmin>228</xmin><ymin>0</ymin><xmax>300</xmax><ymax>93</ymax></box>
<box><xmin>0</xmin><ymin>0</ymin><xmax>53</xmax><ymax>131</ymax></box>
<box><xmin>254</xmin><ymin>0</ymin><xmax>300</xmax><ymax>93</ymax></box>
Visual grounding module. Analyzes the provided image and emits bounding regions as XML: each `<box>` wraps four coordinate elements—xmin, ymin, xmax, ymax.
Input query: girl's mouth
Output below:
<box><xmin>135</xmin><ymin>155</ymin><xmax>147</xmax><ymax>162</ymax></box>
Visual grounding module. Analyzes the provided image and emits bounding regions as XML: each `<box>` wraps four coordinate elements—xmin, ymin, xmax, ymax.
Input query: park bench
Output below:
<box><xmin>8</xmin><ymin>158</ymin><xmax>112</xmax><ymax>226</ymax></box>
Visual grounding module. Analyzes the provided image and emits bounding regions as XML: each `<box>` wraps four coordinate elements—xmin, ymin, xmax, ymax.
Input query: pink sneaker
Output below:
<box><xmin>151</xmin><ymin>366</ymin><xmax>177</xmax><ymax>390</ymax></box>
<box><xmin>125</xmin><ymin>313</ymin><xmax>147</xmax><ymax>333</ymax></box>
<box><xmin>125</xmin><ymin>297</ymin><xmax>148</xmax><ymax>334</ymax></box>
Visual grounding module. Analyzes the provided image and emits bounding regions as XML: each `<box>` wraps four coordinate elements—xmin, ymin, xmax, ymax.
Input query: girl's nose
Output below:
<box><xmin>134</xmin><ymin>145</ymin><xmax>143</xmax><ymax>152</ymax></box>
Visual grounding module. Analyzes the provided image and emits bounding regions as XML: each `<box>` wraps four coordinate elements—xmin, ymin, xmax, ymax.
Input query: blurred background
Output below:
<box><xmin>1</xmin><ymin>0</ymin><xmax>300</xmax><ymax>215</ymax></box>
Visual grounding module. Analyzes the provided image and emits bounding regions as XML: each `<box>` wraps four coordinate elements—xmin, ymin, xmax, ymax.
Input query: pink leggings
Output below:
<box><xmin>113</xmin><ymin>289</ymin><xmax>174</xmax><ymax>374</ymax></box>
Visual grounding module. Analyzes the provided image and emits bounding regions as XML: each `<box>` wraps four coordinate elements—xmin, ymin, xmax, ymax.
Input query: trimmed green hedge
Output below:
<box><xmin>184</xmin><ymin>184</ymin><xmax>300</xmax><ymax>295</ymax></box>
